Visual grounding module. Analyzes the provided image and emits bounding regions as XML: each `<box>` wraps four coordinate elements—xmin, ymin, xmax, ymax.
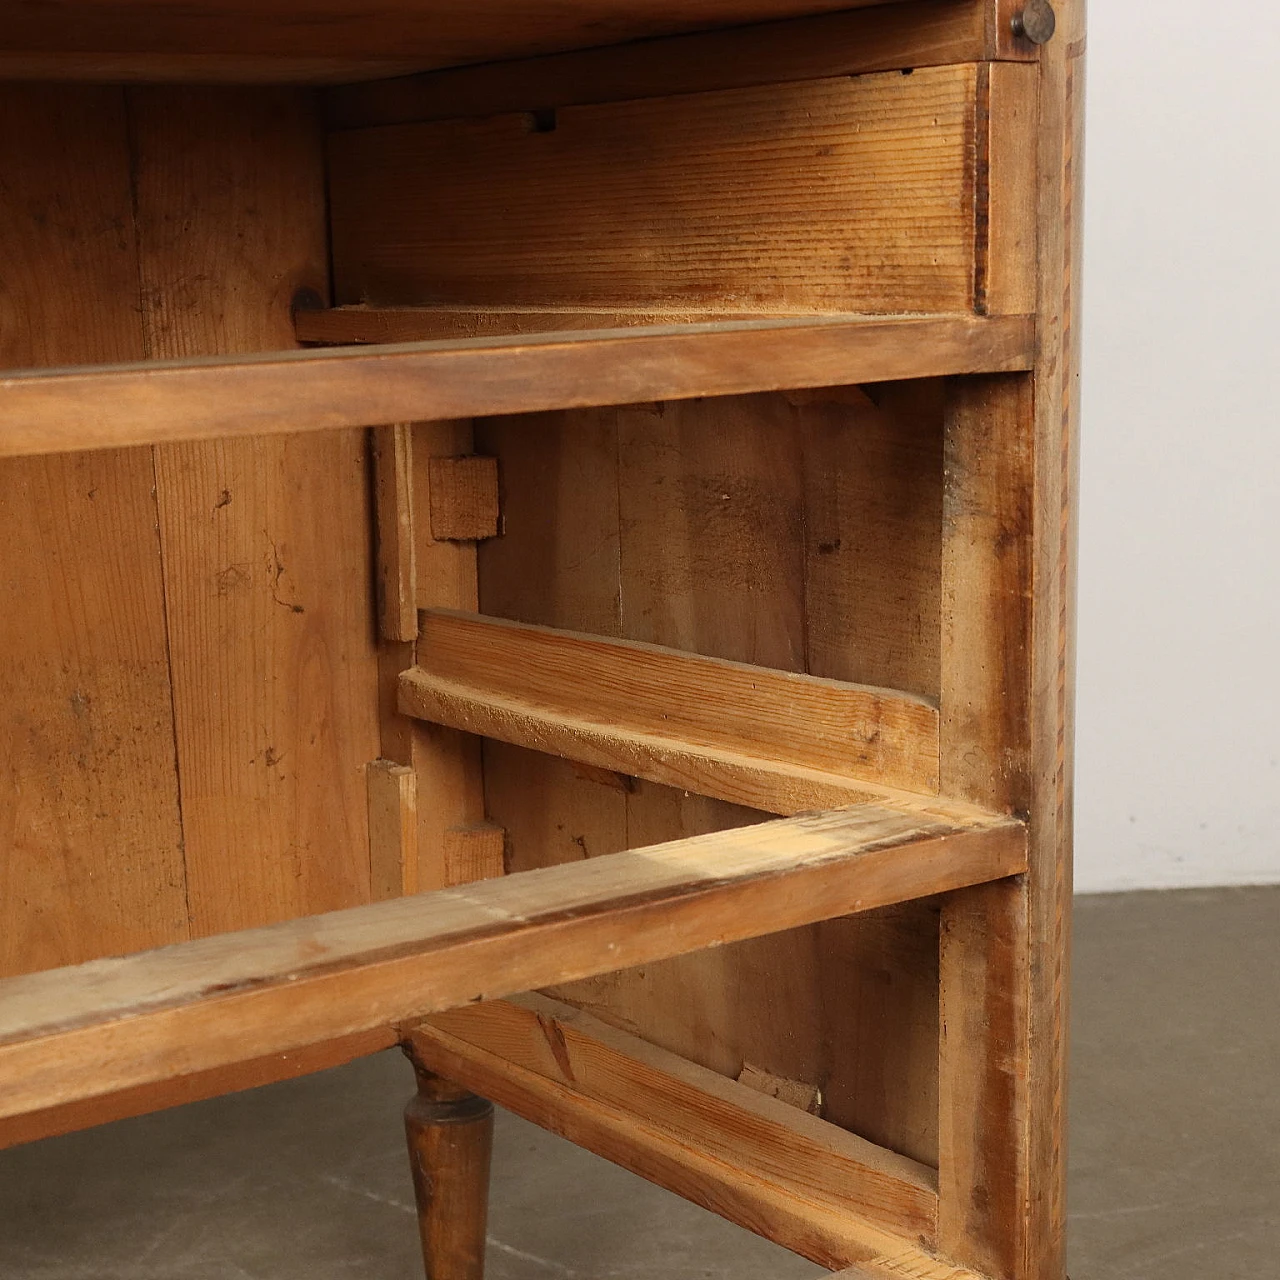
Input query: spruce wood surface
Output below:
<box><xmin>408</xmin><ymin>610</ymin><xmax>941</xmax><ymax>795</ymax></box>
<box><xmin>0</xmin><ymin>315</ymin><xmax>1033</xmax><ymax>458</ymax></box>
<box><xmin>0</xmin><ymin>804</ymin><xmax>1024</xmax><ymax>1124</ymax></box>
<box><xmin>329</xmin><ymin>68</ymin><xmax>983</xmax><ymax>314</ymax></box>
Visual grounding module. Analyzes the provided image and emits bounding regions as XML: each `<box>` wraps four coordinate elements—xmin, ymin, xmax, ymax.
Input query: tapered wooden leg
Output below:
<box><xmin>403</xmin><ymin>1052</ymin><xmax>494</xmax><ymax>1280</ymax></box>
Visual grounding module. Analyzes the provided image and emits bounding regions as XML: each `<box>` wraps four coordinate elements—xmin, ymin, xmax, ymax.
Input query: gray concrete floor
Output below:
<box><xmin>0</xmin><ymin>887</ymin><xmax>1276</xmax><ymax>1279</ymax></box>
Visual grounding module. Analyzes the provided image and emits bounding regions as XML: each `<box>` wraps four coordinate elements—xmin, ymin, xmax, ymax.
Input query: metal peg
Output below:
<box><xmin>1011</xmin><ymin>0</ymin><xmax>1057</xmax><ymax>44</ymax></box>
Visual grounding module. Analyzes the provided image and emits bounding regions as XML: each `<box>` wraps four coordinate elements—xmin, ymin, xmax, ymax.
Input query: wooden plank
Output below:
<box><xmin>325</xmin><ymin>1</ymin><xmax>1016</xmax><ymax>129</ymax></box>
<box><xmin>1020</xmin><ymin>5</ymin><xmax>1085</xmax><ymax>1275</ymax></box>
<box><xmin>410</xmin><ymin>993</ymin><xmax>937</xmax><ymax>1242</ymax></box>
<box><xmin>0</xmin><ymin>804</ymin><xmax>1026</xmax><ymax>1124</ymax></box>
<box><xmin>0</xmin><ymin>85</ymin><xmax>189</xmax><ymax>977</ymax></box>
<box><xmin>975</xmin><ymin>61</ymin><xmax>1039</xmax><ymax>316</ymax></box>
<box><xmin>934</xmin><ymin>0</ymin><xmax>1084</xmax><ymax>1268</ymax></box>
<box><xmin>0</xmin><ymin>0</ymin><xmax>899</xmax><ymax>64</ymax></box>
<box><xmin>372</xmin><ymin>423</ymin><xmax>418</xmax><ymax>642</ymax></box>
<box><xmin>295</xmin><ymin>306</ymin><xmax>784</xmax><ymax>343</ymax></box>
<box><xmin>428</xmin><ymin>456</ymin><xmax>499</xmax><ymax>542</ymax></box>
<box><xmin>410</xmin><ymin>610</ymin><xmax>940</xmax><ymax>793</ymax></box>
<box><xmin>0</xmin><ymin>315</ymin><xmax>1035</xmax><ymax>458</ymax></box>
<box><xmin>0</xmin><ymin>1028</ymin><xmax>396</xmax><ymax>1152</ymax></box>
<box><xmin>402</xmin><ymin>669</ymin><xmax>948</xmax><ymax>817</ymax></box>
<box><xmin>366</xmin><ymin>760</ymin><xmax>418</xmax><ymax>899</ymax></box>
<box><xmin>615</xmin><ymin>393</ymin><xmax>807</xmax><ymax>671</ymax></box>
<box><xmin>0</xmin><ymin>52</ymin><xmax>432</xmax><ymax>84</ymax></box>
<box><xmin>329</xmin><ymin>68</ymin><xmax>981</xmax><ymax>314</ymax></box>
<box><xmin>132</xmin><ymin>86</ymin><xmax>381</xmax><ymax>934</ymax></box>
<box><xmin>940</xmin><ymin>375</ymin><xmax>1034</xmax><ymax>814</ymax></box>
<box><xmin>801</xmin><ymin>381</ymin><xmax>945</xmax><ymax>701</ymax></box>
<box><xmin>938</xmin><ymin>877</ymin><xmax>1029</xmax><ymax>1278</ymax></box>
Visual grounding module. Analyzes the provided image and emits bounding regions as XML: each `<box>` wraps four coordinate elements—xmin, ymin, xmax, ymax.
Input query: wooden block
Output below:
<box><xmin>737</xmin><ymin>1062</ymin><xmax>823</xmax><ymax>1116</ymax></box>
<box><xmin>428</xmin><ymin>455</ymin><xmax>499</xmax><ymax>542</ymax></box>
<box><xmin>366</xmin><ymin>760</ymin><xmax>418</xmax><ymax>899</ymax></box>
<box><xmin>372</xmin><ymin>423</ymin><xmax>418</xmax><ymax>642</ymax></box>
<box><xmin>442</xmin><ymin>823</ymin><xmax>506</xmax><ymax>886</ymax></box>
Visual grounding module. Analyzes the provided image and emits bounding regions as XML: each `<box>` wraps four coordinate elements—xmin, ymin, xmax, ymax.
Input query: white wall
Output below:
<box><xmin>1075</xmin><ymin>1</ymin><xmax>1280</xmax><ymax>890</ymax></box>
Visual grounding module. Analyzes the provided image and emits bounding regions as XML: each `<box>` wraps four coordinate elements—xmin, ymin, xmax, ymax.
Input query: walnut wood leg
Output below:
<box><xmin>403</xmin><ymin>1053</ymin><xmax>494</xmax><ymax>1280</ymax></box>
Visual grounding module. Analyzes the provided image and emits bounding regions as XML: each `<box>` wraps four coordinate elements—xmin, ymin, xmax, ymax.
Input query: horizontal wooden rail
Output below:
<box><xmin>0</xmin><ymin>314</ymin><xmax>1032</xmax><ymax>458</ymax></box>
<box><xmin>0</xmin><ymin>804</ymin><xmax>1025</xmax><ymax>1122</ymax></box>
<box><xmin>409</xmin><ymin>610</ymin><xmax>940</xmax><ymax>794</ymax></box>
<box><xmin>411</xmin><ymin>994</ymin><xmax>937</xmax><ymax>1255</ymax></box>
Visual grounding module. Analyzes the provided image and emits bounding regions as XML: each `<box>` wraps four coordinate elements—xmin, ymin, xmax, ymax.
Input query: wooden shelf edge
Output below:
<box><xmin>0</xmin><ymin>314</ymin><xmax>1034</xmax><ymax>458</ymax></box>
<box><xmin>409</xmin><ymin>992</ymin><xmax>937</xmax><ymax>1251</ymax></box>
<box><xmin>0</xmin><ymin>803</ymin><xmax>1025</xmax><ymax>1124</ymax></box>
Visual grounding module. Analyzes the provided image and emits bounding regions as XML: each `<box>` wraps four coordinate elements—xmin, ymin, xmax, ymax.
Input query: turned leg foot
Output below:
<box><xmin>403</xmin><ymin>1053</ymin><xmax>494</xmax><ymax>1280</ymax></box>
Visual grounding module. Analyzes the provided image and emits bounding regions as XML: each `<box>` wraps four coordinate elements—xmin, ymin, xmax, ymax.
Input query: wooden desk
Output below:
<box><xmin>0</xmin><ymin>3</ymin><xmax>1082</xmax><ymax>1276</ymax></box>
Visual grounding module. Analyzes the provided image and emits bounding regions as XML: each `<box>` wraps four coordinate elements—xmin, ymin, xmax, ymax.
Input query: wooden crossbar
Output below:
<box><xmin>407</xmin><ymin>610</ymin><xmax>940</xmax><ymax>797</ymax></box>
<box><xmin>409</xmin><ymin>994</ymin><xmax>937</xmax><ymax>1256</ymax></box>
<box><xmin>0</xmin><ymin>314</ymin><xmax>1032</xmax><ymax>457</ymax></box>
<box><xmin>0</xmin><ymin>804</ymin><xmax>1024</xmax><ymax>1123</ymax></box>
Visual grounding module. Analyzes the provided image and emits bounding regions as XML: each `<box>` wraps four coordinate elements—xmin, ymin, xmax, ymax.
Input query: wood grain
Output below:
<box><xmin>0</xmin><ymin>1027</ymin><xmax>396</xmax><ymax>1152</ymax></box>
<box><xmin>428</xmin><ymin>456</ymin><xmax>499</xmax><ymax>542</ymax></box>
<box><xmin>0</xmin><ymin>85</ymin><xmax>188</xmax><ymax>977</ymax></box>
<box><xmin>976</xmin><ymin>61</ymin><xmax>1039</xmax><ymax>316</ymax></box>
<box><xmin>132</xmin><ymin>86</ymin><xmax>381</xmax><ymax>934</ymax></box>
<box><xmin>410</xmin><ymin>610</ymin><xmax>940</xmax><ymax>793</ymax></box>
<box><xmin>1022</xmin><ymin>6</ymin><xmax>1085</xmax><ymax>1274</ymax></box>
<box><xmin>940</xmin><ymin>375</ymin><xmax>1034</xmax><ymax>815</ymax></box>
<box><xmin>472</xmin><ymin>391</ymin><xmax>946</xmax><ymax>1165</ymax></box>
<box><xmin>0</xmin><ymin>0</ymin><xmax>899</xmax><ymax>64</ymax></box>
<box><xmin>325</xmin><ymin>0</ymin><xmax>1020</xmax><ymax>129</ymax></box>
<box><xmin>0</xmin><ymin>51</ymin><xmax>432</xmax><ymax>84</ymax></box>
<box><xmin>329</xmin><ymin>68</ymin><xmax>980</xmax><ymax>313</ymax></box>
<box><xmin>0</xmin><ymin>315</ymin><xmax>1035</xmax><ymax>457</ymax></box>
<box><xmin>412</xmin><ymin>993</ymin><xmax>937</xmax><ymax>1240</ymax></box>
<box><xmin>938</xmin><ymin>877</ymin><xmax>1029</xmax><ymax>1278</ymax></box>
<box><xmin>367</xmin><ymin>760</ymin><xmax>418</xmax><ymax>899</ymax></box>
<box><xmin>295</xmin><ymin>305</ymin><xmax>785</xmax><ymax>343</ymax></box>
<box><xmin>801</xmin><ymin>381</ymin><xmax>945</xmax><ymax>701</ymax></box>
<box><xmin>0</xmin><ymin>804</ymin><xmax>1026</xmax><ymax>1123</ymax></box>
<box><xmin>372</xmin><ymin>423</ymin><xmax>418</xmax><ymax>642</ymax></box>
